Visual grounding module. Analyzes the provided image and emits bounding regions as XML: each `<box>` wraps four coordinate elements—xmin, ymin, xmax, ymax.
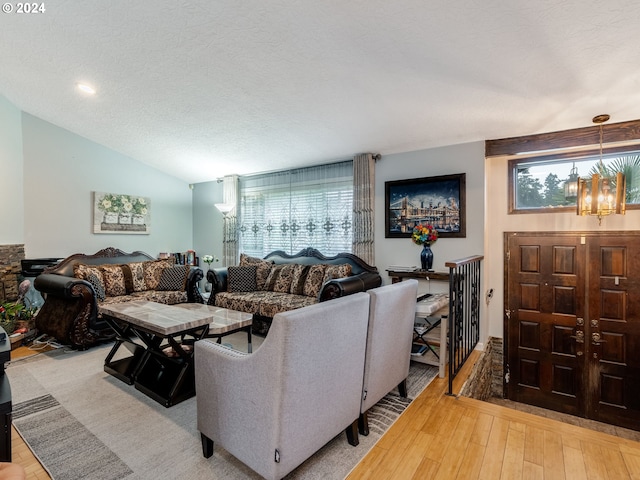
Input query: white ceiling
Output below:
<box><xmin>2</xmin><ymin>0</ymin><xmax>640</xmax><ymax>184</ymax></box>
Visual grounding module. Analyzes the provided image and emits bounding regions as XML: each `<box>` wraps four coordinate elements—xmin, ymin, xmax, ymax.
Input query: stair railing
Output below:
<box><xmin>446</xmin><ymin>255</ymin><xmax>483</xmax><ymax>395</ymax></box>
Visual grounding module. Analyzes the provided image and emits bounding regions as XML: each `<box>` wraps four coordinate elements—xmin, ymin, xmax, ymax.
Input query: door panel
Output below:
<box><xmin>587</xmin><ymin>235</ymin><xmax>640</xmax><ymax>427</ymax></box>
<box><xmin>507</xmin><ymin>232</ymin><xmax>640</xmax><ymax>431</ymax></box>
<box><xmin>507</xmin><ymin>234</ymin><xmax>585</xmax><ymax>416</ymax></box>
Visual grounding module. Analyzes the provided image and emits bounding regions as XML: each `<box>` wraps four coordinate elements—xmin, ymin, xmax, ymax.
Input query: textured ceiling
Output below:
<box><xmin>2</xmin><ymin>0</ymin><xmax>640</xmax><ymax>183</ymax></box>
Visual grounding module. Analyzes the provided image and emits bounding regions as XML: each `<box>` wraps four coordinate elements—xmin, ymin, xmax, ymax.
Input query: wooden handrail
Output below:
<box><xmin>445</xmin><ymin>255</ymin><xmax>484</xmax><ymax>269</ymax></box>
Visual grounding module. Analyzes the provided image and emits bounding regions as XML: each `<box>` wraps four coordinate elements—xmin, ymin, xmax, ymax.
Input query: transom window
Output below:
<box><xmin>486</xmin><ymin>118</ymin><xmax>640</xmax><ymax>215</ymax></box>
<box><xmin>510</xmin><ymin>151</ymin><xmax>640</xmax><ymax>213</ymax></box>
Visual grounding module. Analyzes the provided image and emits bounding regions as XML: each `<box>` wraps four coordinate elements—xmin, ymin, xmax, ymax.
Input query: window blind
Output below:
<box><xmin>238</xmin><ymin>161</ymin><xmax>353</xmax><ymax>257</ymax></box>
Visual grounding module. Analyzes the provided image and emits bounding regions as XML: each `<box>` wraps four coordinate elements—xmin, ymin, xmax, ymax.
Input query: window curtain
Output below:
<box><xmin>238</xmin><ymin>161</ymin><xmax>353</xmax><ymax>258</ymax></box>
<box><xmin>221</xmin><ymin>174</ymin><xmax>239</xmax><ymax>267</ymax></box>
<box><xmin>352</xmin><ymin>153</ymin><xmax>376</xmax><ymax>265</ymax></box>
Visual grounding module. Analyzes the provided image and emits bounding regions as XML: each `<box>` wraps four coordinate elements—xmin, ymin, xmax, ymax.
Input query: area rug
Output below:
<box><xmin>7</xmin><ymin>338</ymin><xmax>437</xmax><ymax>480</ymax></box>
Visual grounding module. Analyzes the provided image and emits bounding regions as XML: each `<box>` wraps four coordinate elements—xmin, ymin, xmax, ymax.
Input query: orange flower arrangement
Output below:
<box><xmin>411</xmin><ymin>223</ymin><xmax>438</xmax><ymax>246</ymax></box>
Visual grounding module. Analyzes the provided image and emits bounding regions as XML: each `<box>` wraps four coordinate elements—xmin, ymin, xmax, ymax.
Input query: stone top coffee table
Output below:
<box><xmin>174</xmin><ymin>303</ymin><xmax>253</xmax><ymax>352</ymax></box>
<box><xmin>100</xmin><ymin>301</ymin><xmax>251</xmax><ymax>407</ymax></box>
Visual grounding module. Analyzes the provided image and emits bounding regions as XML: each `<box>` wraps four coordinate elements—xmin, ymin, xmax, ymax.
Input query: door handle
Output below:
<box><xmin>570</xmin><ymin>331</ymin><xmax>585</xmax><ymax>344</ymax></box>
<box><xmin>592</xmin><ymin>332</ymin><xmax>606</xmax><ymax>345</ymax></box>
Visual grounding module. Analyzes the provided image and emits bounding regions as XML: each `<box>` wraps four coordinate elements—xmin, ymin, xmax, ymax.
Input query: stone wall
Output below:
<box><xmin>459</xmin><ymin>336</ymin><xmax>504</xmax><ymax>400</ymax></box>
<box><xmin>0</xmin><ymin>244</ymin><xmax>25</xmax><ymax>303</ymax></box>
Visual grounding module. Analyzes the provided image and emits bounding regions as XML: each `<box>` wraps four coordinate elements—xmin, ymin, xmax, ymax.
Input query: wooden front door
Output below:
<box><xmin>506</xmin><ymin>232</ymin><xmax>640</xmax><ymax>430</ymax></box>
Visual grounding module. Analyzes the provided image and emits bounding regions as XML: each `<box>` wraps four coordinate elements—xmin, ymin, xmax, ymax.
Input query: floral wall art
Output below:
<box><xmin>93</xmin><ymin>192</ymin><xmax>151</xmax><ymax>234</ymax></box>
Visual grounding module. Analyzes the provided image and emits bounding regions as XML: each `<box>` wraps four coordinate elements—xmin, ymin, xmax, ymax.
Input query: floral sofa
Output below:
<box><xmin>206</xmin><ymin>247</ymin><xmax>382</xmax><ymax>335</ymax></box>
<box><xmin>34</xmin><ymin>247</ymin><xmax>204</xmax><ymax>349</ymax></box>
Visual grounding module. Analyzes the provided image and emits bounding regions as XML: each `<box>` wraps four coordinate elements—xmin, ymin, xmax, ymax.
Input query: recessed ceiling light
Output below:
<box><xmin>77</xmin><ymin>83</ymin><xmax>96</xmax><ymax>95</ymax></box>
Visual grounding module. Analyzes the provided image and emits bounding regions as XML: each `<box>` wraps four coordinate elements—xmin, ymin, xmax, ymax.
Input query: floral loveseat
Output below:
<box><xmin>34</xmin><ymin>247</ymin><xmax>204</xmax><ymax>349</ymax></box>
<box><xmin>206</xmin><ymin>247</ymin><xmax>382</xmax><ymax>335</ymax></box>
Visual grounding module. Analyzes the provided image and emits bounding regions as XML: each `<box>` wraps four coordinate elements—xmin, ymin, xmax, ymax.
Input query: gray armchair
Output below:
<box><xmin>194</xmin><ymin>292</ymin><xmax>371</xmax><ymax>480</ymax></box>
<box><xmin>359</xmin><ymin>279</ymin><xmax>419</xmax><ymax>435</ymax></box>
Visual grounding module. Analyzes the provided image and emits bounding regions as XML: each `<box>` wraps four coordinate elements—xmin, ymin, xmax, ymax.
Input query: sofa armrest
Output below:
<box><xmin>207</xmin><ymin>268</ymin><xmax>228</xmax><ymax>294</ymax></box>
<box><xmin>319</xmin><ymin>272</ymin><xmax>382</xmax><ymax>301</ymax></box>
<box><xmin>35</xmin><ymin>273</ymin><xmax>96</xmax><ymax>300</ymax></box>
<box><xmin>187</xmin><ymin>267</ymin><xmax>204</xmax><ymax>303</ymax></box>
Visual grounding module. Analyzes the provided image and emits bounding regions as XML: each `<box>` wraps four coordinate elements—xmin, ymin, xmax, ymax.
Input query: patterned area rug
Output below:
<box><xmin>8</xmin><ymin>339</ymin><xmax>437</xmax><ymax>480</ymax></box>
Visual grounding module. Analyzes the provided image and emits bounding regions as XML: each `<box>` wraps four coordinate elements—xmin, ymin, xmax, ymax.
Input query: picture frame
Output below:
<box><xmin>93</xmin><ymin>191</ymin><xmax>151</xmax><ymax>234</ymax></box>
<box><xmin>385</xmin><ymin>173</ymin><xmax>466</xmax><ymax>238</ymax></box>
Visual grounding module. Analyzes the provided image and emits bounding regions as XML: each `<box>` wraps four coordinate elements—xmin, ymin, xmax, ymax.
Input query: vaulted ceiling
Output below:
<box><xmin>2</xmin><ymin>1</ymin><xmax>639</xmax><ymax>183</ymax></box>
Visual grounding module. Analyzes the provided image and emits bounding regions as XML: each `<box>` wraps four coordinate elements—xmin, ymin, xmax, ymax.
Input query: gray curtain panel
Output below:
<box><xmin>352</xmin><ymin>153</ymin><xmax>376</xmax><ymax>265</ymax></box>
<box><xmin>222</xmin><ymin>174</ymin><xmax>239</xmax><ymax>267</ymax></box>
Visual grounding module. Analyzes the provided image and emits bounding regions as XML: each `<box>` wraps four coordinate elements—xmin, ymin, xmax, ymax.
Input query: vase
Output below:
<box><xmin>104</xmin><ymin>212</ymin><xmax>118</xmax><ymax>224</ymax></box>
<box><xmin>118</xmin><ymin>213</ymin><xmax>132</xmax><ymax>224</ymax></box>
<box><xmin>420</xmin><ymin>244</ymin><xmax>434</xmax><ymax>271</ymax></box>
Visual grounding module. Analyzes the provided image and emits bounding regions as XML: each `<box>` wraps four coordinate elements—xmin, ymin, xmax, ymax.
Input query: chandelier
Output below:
<box><xmin>576</xmin><ymin>114</ymin><xmax>626</xmax><ymax>224</ymax></box>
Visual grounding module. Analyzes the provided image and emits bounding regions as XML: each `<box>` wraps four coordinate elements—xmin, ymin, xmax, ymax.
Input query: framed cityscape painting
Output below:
<box><xmin>385</xmin><ymin>173</ymin><xmax>466</xmax><ymax>238</ymax></box>
<box><xmin>93</xmin><ymin>192</ymin><xmax>151</xmax><ymax>234</ymax></box>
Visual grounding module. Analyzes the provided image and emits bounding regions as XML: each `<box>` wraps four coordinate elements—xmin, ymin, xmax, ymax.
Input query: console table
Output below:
<box><xmin>386</xmin><ymin>269</ymin><xmax>449</xmax><ymax>283</ymax></box>
<box><xmin>387</xmin><ymin>269</ymin><xmax>450</xmax><ymax>377</ymax></box>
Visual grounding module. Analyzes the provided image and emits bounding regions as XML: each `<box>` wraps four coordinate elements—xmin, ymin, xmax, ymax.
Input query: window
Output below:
<box><xmin>510</xmin><ymin>152</ymin><xmax>640</xmax><ymax>213</ymax></box>
<box><xmin>485</xmin><ymin>118</ymin><xmax>640</xmax><ymax>214</ymax></box>
<box><xmin>238</xmin><ymin>161</ymin><xmax>353</xmax><ymax>257</ymax></box>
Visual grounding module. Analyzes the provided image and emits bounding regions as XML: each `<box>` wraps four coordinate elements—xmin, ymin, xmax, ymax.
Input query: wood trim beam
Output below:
<box><xmin>486</xmin><ymin>119</ymin><xmax>640</xmax><ymax>158</ymax></box>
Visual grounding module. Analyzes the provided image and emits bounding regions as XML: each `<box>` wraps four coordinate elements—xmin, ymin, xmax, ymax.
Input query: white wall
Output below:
<box><xmin>0</xmin><ymin>95</ymin><xmax>24</xmax><ymax>244</ymax></box>
<box><xmin>21</xmin><ymin>113</ymin><xmax>194</xmax><ymax>258</ymax></box>
<box><xmin>375</xmin><ymin>142</ymin><xmax>487</xmax><ymax>339</ymax></box>
<box><xmin>375</xmin><ymin>142</ymin><xmax>485</xmax><ymax>282</ymax></box>
<box><xmin>192</xmin><ymin>180</ymin><xmax>225</xmax><ymax>264</ymax></box>
<box><xmin>484</xmin><ymin>155</ymin><xmax>640</xmax><ymax>340</ymax></box>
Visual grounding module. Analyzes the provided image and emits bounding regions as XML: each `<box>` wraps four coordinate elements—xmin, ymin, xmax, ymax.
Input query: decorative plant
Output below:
<box><xmin>411</xmin><ymin>223</ymin><xmax>438</xmax><ymax>246</ymax></box>
<box><xmin>587</xmin><ymin>154</ymin><xmax>640</xmax><ymax>203</ymax></box>
<box><xmin>131</xmin><ymin>197</ymin><xmax>148</xmax><ymax>215</ymax></box>
<box><xmin>97</xmin><ymin>193</ymin><xmax>124</xmax><ymax>214</ymax></box>
<box><xmin>201</xmin><ymin>254</ymin><xmax>220</xmax><ymax>269</ymax></box>
<box><xmin>0</xmin><ymin>302</ymin><xmax>37</xmax><ymax>334</ymax></box>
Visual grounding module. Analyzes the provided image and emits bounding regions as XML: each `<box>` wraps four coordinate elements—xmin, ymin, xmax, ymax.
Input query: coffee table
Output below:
<box><xmin>174</xmin><ymin>303</ymin><xmax>254</xmax><ymax>352</ymax></box>
<box><xmin>100</xmin><ymin>301</ymin><xmax>252</xmax><ymax>407</ymax></box>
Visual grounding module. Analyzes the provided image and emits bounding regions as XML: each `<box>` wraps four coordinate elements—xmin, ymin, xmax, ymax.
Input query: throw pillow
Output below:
<box><xmin>323</xmin><ymin>263</ymin><xmax>352</xmax><ymax>284</ymax></box>
<box><xmin>302</xmin><ymin>264</ymin><xmax>328</xmax><ymax>297</ymax></box>
<box><xmin>121</xmin><ymin>262</ymin><xmax>146</xmax><ymax>292</ymax></box>
<box><xmin>263</xmin><ymin>264</ymin><xmax>285</xmax><ymax>291</ymax></box>
<box><xmin>289</xmin><ymin>264</ymin><xmax>310</xmax><ymax>295</ymax></box>
<box><xmin>99</xmin><ymin>264</ymin><xmax>127</xmax><ymax>297</ymax></box>
<box><xmin>73</xmin><ymin>263</ymin><xmax>103</xmax><ymax>283</ymax></box>
<box><xmin>143</xmin><ymin>258</ymin><xmax>174</xmax><ymax>290</ymax></box>
<box><xmin>272</xmin><ymin>264</ymin><xmax>295</xmax><ymax>293</ymax></box>
<box><xmin>239</xmin><ymin>253</ymin><xmax>274</xmax><ymax>290</ymax></box>
<box><xmin>255</xmin><ymin>262</ymin><xmax>273</xmax><ymax>291</ymax></box>
<box><xmin>227</xmin><ymin>266</ymin><xmax>258</xmax><ymax>292</ymax></box>
<box><xmin>239</xmin><ymin>253</ymin><xmax>266</xmax><ymax>265</ymax></box>
<box><xmin>86</xmin><ymin>273</ymin><xmax>106</xmax><ymax>301</ymax></box>
<box><xmin>156</xmin><ymin>265</ymin><xmax>191</xmax><ymax>291</ymax></box>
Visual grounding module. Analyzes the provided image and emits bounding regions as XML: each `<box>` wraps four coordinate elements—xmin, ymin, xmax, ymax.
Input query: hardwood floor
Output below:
<box><xmin>9</xmin><ymin>346</ymin><xmax>640</xmax><ymax>479</ymax></box>
<box><xmin>346</xmin><ymin>350</ymin><xmax>640</xmax><ymax>479</ymax></box>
